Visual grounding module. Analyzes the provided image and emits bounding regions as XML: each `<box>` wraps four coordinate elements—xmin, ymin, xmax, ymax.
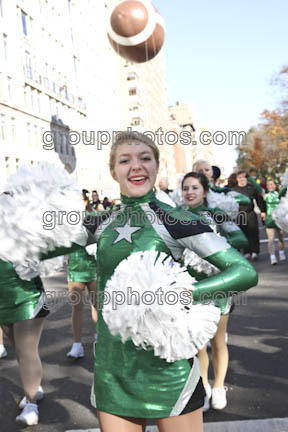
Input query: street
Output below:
<box><xmin>1</xmin><ymin>227</ymin><xmax>287</xmax><ymax>431</ymax></box>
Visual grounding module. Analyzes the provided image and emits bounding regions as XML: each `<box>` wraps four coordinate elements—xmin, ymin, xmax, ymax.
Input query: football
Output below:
<box><xmin>107</xmin><ymin>0</ymin><xmax>165</xmax><ymax>63</ymax></box>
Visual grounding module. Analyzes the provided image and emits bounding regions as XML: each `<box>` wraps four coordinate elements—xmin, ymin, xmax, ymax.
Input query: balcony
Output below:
<box><xmin>130</xmin><ymin>117</ymin><xmax>144</xmax><ymax>127</ymax></box>
<box><xmin>23</xmin><ymin>66</ymin><xmax>86</xmax><ymax>111</ymax></box>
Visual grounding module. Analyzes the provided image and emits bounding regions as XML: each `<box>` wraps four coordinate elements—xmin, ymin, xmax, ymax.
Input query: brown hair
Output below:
<box><xmin>182</xmin><ymin>172</ymin><xmax>210</xmax><ymax>192</ymax></box>
<box><xmin>109</xmin><ymin>131</ymin><xmax>160</xmax><ymax>176</ymax></box>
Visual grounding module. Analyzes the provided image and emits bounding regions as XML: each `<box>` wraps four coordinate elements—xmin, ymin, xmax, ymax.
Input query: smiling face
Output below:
<box><xmin>92</xmin><ymin>191</ymin><xmax>99</xmax><ymax>202</ymax></box>
<box><xmin>182</xmin><ymin>176</ymin><xmax>206</xmax><ymax>208</ymax></box>
<box><xmin>112</xmin><ymin>140</ymin><xmax>158</xmax><ymax>197</ymax></box>
<box><xmin>195</xmin><ymin>161</ymin><xmax>213</xmax><ymax>181</ymax></box>
<box><xmin>266</xmin><ymin>180</ymin><xmax>276</xmax><ymax>192</ymax></box>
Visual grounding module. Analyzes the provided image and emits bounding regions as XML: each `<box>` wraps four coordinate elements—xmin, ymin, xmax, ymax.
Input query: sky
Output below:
<box><xmin>152</xmin><ymin>0</ymin><xmax>288</xmax><ymax>172</ymax></box>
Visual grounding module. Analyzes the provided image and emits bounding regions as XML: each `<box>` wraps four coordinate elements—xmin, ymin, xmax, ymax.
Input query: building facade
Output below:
<box><xmin>0</xmin><ymin>0</ymin><xmax>121</xmax><ymax>197</ymax></box>
<box><xmin>0</xmin><ymin>0</ymin><xmax>185</xmax><ymax>196</ymax></box>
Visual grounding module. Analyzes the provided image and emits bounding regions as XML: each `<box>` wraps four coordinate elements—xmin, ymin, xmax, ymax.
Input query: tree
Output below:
<box><xmin>236</xmin><ymin>66</ymin><xmax>288</xmax><ymax>176</ymax></box>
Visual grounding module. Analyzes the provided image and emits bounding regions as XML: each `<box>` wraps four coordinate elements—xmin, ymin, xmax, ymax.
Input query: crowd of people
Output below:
<box><xmin>0</xmin><ymin>134</ymin><xmax>287</xmax><ymax>431</ymax></box>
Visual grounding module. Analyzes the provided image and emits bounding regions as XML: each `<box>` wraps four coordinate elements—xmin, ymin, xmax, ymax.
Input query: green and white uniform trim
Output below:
<box><xmin>84</xmin><ymin>190</ymin><xmax>257</xmax><ymax>418</ymax></box>
<box><xmin>182</xmin><ymin>204</ymin><xmax>249</xmax><ymax>314</ymax></box>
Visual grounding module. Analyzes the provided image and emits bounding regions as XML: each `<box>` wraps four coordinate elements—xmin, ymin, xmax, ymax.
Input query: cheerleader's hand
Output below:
<box><xmin>261</xmin><ymin>212</ymin><xmax>266</xmax><ymax>221</ymax></box>
<box><xmin>184</xmin><ymin>287</ymin><xmax>193</xmax><ymax>302</ymax></box>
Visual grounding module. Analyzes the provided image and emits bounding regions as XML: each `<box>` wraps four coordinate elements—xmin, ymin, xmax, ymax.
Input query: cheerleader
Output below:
<box><xmin>180</xmin><ymin>172</ymin><xmax>248</xmax><ymax>412</ymax></box>
<box><xmin>67</xmin><ymin>198</ymin><xmax>98</xmax><ymax>358</ymax></box>
<box><xmin>0</xmin><ymin>258</ymin><xmax>48</xmax><ymax>425</ymax></box>
<box><xmin>264</xmin><ymin>179</ymin><xmax>287</xmax><ymax>265</ymax></box>
<box><xmin>192</xmin><ymin>160</ymin><xmax>251</xmax><ymax>207</ymax></box>
<box><xmin>0</xmin><ymin>164</ymin><xmax>93</xmax><ymax>426</ymax></box>
<box><xmin>83</xmin><ymin>132</ymin><xmax>258</xmax><ymax>432</ymax></box>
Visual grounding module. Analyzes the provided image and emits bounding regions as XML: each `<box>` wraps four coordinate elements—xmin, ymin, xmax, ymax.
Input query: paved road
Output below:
<box><xmin>1</xmin><ymin>227</ymin><xmax>287</xmax><ymax>431</ymax></box>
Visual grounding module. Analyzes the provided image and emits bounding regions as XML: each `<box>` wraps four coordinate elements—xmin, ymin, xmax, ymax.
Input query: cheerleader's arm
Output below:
<box><xmin>191</xmin><ymin>247</ymin><xmax>258</xmax><ymax>302</ymax></box>
<box><xmin>219</xmin><ymin>221</ymin><xmax>249</xmax><ymax>250</ymax></box>
<box><xmin>40</xmin><ymin>212</ymin><xmax>107</xmax><ymax>260</ymax></box>
<box><xmin>279</xmin><ymin>187</ymin><xmax>287</xmax><ymax>199</ymax></box>
<box><xmin>176</xmin><ymin>232</ymin><xmax>257</xmax><ymax>302</ymax></box>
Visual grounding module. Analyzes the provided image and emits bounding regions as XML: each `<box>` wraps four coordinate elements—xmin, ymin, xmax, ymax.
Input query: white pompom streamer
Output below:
<box><xmin>183</xmin><ymin>249</ymin><xmax>219</xmax><ymax>276</ymax></box>
<box><xmin>14</xmin><ymin>256</ymin><xmax>65</xmax><ymax>281</ymax></box>
<box><xmin>272</xmin><ymin>195</ymin><xmax>288</xmax><ymax>232</ymax></box>
<box><xmin>0</xmin><ymin>162</ymin><xmax>88</xmax><ymax>278</ymax></box>
<box><xmin>85</xmin><ymin>244</ymin><xmax>97</xmax><ymax>257</ymax></box>
<box><xmin>156</xmin><ymin>190</ymin><xmax>176</xmax><ymax>207</ymax></box>
<box><xmin>207</xmin><ymin>190</ymin><xmax>239</xmax><ymax>219</ymax></box>
<box><xmin>103</xmin><ymin>251</ymin><xmax>220</xmax><ymax>362</ymax></box>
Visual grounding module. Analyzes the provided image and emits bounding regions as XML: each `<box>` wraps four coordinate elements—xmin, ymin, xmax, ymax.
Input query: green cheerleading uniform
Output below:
<box><xmin>182</xmin><ymin>204</ymin><xmax>249</xmax><ymax>314</ymax></box>
<box><xmin>186</xmin><ymin>204</ymin><xmax>248</xmax><ymax>250</ymax></box>
<box><xmin>265</xmin><ymin>188</ymin><xmax>287</xmax><ymax>229</ymax></box>
<box><xmin>68</xmin><ymin>248</ymin><xmax>97</xmax><ymax>283</ymax></box>
<box><xmin>84</xmin><ymin>190</ymin><xmax>257</xmax><ymax>418</ymax></box>
<box><xmin>0</xmin><ymin>243</ymin><xmax>86</xmax><ymax>325</ymax></box>
<box><xmin>0</xmin><ymin>259</ymin><xmax>48</xmax><ymax>325</ymax></box>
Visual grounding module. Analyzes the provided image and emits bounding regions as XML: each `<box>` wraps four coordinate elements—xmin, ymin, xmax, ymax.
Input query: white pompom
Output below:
<box><xmin>183</xmin><ymin>249</ymin><xmax>219</xmax><ymax>276</ymax></box>
<box><xmin>169</xmin><ymin>188</ymin><xmax>185</xmax><ymax>207</ymax></box>
<box><xmin>156</xmin><ymin>190</ymin><xmax>176</xmax><ymax>207</ymax></box>
<box><xmin>273</xmin><ymin>195</ymin><xmax>288</xmax><ymax>232</ymax></box>
<box><xmin>103</xmin><ymin>251</ymin><xmax>220</xmax><ymax>362</ymax></box>
<box><xmin>207</xmin><ymin>190</ymin><xmax>239</xmax><ymax>219</ymax></box>
<box><xmin>85</xmin><ymin>244</ymin><xmax>97</xmax><ymax>257</ymax></box>
<box><xmin>14</xmin><ymin>256</ymin><xmax>65</xmax><ymax>280</ymax></box>
<box><xmin>0</xmin><ymin>162</ymin><xmax>88</xmax><ymax>275</ymax></box>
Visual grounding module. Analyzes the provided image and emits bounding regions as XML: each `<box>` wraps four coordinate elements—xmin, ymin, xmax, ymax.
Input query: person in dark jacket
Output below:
<box><xmin>231</xmin><ymin>171</ymin><xmax>266</xmax><ymax>260</ymax></box>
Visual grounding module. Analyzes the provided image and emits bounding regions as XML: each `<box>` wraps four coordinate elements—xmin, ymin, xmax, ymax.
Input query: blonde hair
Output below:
<box><xmin>192</xmin><ymin>159</ymin><xmax>210</xmax><ymax>171</ymax></box>
<box><xmin>109</xmin><ymin>131</ymin><xmax>160</xmax><ymax>176</ymax></box>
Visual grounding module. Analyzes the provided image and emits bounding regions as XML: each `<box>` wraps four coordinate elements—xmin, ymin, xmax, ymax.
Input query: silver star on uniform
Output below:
<box><xmin>113</xmin><ymin>220</ymin><xmax>142</xmax><ymax>244</ymax></box>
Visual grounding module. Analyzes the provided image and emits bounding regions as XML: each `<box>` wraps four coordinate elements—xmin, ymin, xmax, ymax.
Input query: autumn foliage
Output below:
<box><xmin>237</xmin><ymin>66</ymin><xmax>288</xmax><ymax>176</ymax></box>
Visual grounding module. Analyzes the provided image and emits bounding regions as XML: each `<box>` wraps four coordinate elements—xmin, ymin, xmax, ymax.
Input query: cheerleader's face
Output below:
<box><xmin>196</xmin><ymin>162</ymin><xmax>213</xmax><ymax>181</ymax></box>
<box><xmin>236</xmin><ymin>173</ymin><xmax>248</xmax><ymax>187</ymax></box>
<box><xmin>182</xmin><ymin>177</ymin><xmax>206</xmax><ymax>208</ymax></box>
<box><xmin>267</xmin><ymin>180</ymin><xmax>276</xmax><ymax>192</ymax></box>
<box><xmin>113</xmin><ymin>141</ymin><xmax>158</xmax><ymax>197</ymax></box>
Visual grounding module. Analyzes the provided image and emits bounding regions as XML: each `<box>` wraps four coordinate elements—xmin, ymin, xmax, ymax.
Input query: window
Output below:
<box><xmin>51</xmin><ymin>67</ymin><xmax>56</xmax><ymax>92</ymax></box>
<box><xmin>11</xmin><ymin>117</ymin><xmax>16</xmax><ymax>142</ymax></box>
<box><xmin>37</xmin><ymin>91</ymin><xmax>41</xmax><ymax>113</ymax></box>
<box><xmin>129</xmin><ymin>88</ymin><xmax>137</xmax><ymax>96</ymax></box>
<box><xmin>34</xmin><ymin>125</ymin><xmax>38</xmax><ymax>147</ymax></box>
<box><xmin>1</xmin><ymin>114</ymin><xmax>5</xmax><ymax>141</ymax></box>
<box><xmin>49</xmin><ymin>97</ymin><xmax>56</xmax><ymax>116</ymax></box>
<box><xmin>73</xmin><ymin>56</ymin><xmax>77</xmax><ymax>76</ymax></box>
<box><xmin>25</xmin><ymin>50</ymin><xmax>32</xmax><ymax>79</ymax></box>
<box><xmin>127</xmin><ymin>72</ymin><xmax>137</xmax><ymax>81</ymax></box>
<box><xmin>131</xmin><ymin>117</ymin><xmax>143</xmax><ymax>126</ymax></box>
<box><xmin>5</xmin><ymin>157</ymin><xmax>10</xmax><ymax>177</ymax></box>
<box><xmin>27</xmin><ymin>122</ymin><xmax>32</xmax><ymax>147</ymax></box>
<box><xmin>21</xmin><ymin>11</ymin><xmax>28</xmax><ymax>36</ymax></box>
<box><xmin>3</xmin><ymin>33</ymin><xmax>8</xmax><ymax>61</ymax></box>
<box><xmin>7</xmin><ymin>76</ymin><xmax>12</xmax><ymax>100</ymax></box>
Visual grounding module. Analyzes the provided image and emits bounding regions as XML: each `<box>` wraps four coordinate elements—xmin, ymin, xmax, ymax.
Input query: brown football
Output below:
<box><xmin>107</xmin><ymin>0</ymin><xmax>165</xmax><ymax>63</ymax></box>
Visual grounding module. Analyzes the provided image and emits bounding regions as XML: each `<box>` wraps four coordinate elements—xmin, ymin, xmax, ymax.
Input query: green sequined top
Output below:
<box><xmin>84</xmin><ymin>190</ymin><xmax>257</xmax><ymax>418</ymax></box>
<box><xmin>264</xmin><ymin>188</ymin><xmax>287</xmax><ymax>228</ymax></box>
